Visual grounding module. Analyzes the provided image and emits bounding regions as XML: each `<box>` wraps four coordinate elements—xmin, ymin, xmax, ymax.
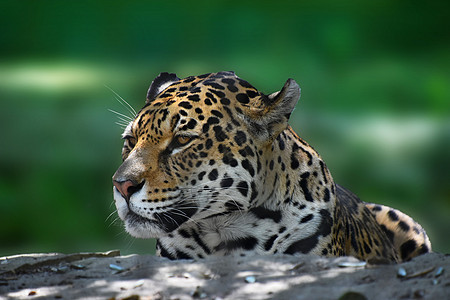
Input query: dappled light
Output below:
<box><xmin>3</xmin><ymin>252</ymin><xmax>447</xmax><ymax>299</ymax></box>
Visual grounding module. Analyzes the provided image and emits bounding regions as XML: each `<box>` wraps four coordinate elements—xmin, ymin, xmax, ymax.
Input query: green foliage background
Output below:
<box><xmin>0</xmin><ymin>1</ymin><xmax>449</xmax><ymax>256</ymax></box>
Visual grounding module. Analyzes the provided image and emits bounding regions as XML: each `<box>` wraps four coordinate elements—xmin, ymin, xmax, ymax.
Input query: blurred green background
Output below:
<box><xmin>0</xmin><ymin>1</ymin><xmax>449</xmax><ymax>256</ymax></box>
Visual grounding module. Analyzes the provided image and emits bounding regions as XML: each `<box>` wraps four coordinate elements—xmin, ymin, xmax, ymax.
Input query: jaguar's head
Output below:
<box><xmin>112</xmin><ymin>71</ymin><xmax>300</xmax><ymax>238</ymax></box>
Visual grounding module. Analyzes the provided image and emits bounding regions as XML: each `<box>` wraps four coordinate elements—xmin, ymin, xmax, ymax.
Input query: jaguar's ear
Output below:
<box><xmin>146</xmin><ymin>72</ymin><xmax>180</xmax><ymax>103</ymax></box>
<box><xmin>247</xmin><ymin>79</ymin><xmax>300</xmax><ymax>141</ymax></box>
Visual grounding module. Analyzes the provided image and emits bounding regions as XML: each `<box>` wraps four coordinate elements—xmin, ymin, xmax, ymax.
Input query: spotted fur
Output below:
<box><xmin>112</xmin><ymin>71</ymin><xmax>431</xmax><ymax>262</ymax></box>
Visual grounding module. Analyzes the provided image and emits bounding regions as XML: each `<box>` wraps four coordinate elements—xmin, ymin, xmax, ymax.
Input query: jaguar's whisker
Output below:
<box><xmin>105</xmin><ymin>85</ymin><xmax>137</xmax><ymax>117</ymax></box>
<box><xmin>108</xmin><ymin>109</ymin><xmax>134</xmax><ymax>121</ymax></box>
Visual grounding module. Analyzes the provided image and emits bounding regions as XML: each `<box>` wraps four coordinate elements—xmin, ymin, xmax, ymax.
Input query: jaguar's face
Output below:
<box><xmin>112</xmin><ymin>72</ymin><xmax>300</xmax><ymax>238</ymax></box>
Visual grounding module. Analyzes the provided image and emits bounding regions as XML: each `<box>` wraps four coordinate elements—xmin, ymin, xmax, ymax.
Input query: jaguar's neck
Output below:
<box><xmin>256</xmin><ymin>126</ymin><xmax>337</xmax><ymax>209</ymax></box>
<box><xmin>155</xmin><ymin>126</ymin><xmax>338</xmax><ymax>259</ymax></box>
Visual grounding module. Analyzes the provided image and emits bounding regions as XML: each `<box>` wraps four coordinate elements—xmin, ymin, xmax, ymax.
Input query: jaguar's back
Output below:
<box><xmin>112</xmin><ymin>71</ymin><xmax>431</xmax><ymax>262</ymax></box>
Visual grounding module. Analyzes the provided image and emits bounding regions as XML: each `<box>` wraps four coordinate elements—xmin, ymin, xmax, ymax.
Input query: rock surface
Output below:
<box><xmin>1</xmin><ymin>251</ymin><xmax>449</xmax><ymax>300</ymax></box>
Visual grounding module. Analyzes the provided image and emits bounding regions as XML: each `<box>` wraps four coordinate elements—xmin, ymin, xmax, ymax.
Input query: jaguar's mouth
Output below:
<box><xmin>126</xmin><ymin>210</ymin><xmax>157</xmax><ymax>226</ymax></box>
<box><xmin>153</xmin><ymin>204</ymin><xmax>198</xmax><ymax>232</ymax></box>
<box><xmin>124</xmin><ymin>202</ymin><xmax>199</xmax><ymax>238</ymax></box>
<box><xmin>124</xmin><ymin>210</ymin><xmax>166</xmax><ymax>238</ymax></box>
<box><xmin>114</xmin><ymin>185</ymin><xmax>199</xmax><ymax>237</ymax></box>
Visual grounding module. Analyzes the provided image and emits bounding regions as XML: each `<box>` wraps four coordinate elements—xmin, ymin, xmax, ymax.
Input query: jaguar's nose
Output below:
<box><xmin>113</xmin><ymin>180</ymin><xmax>144</xmax><ymax>201</ymax></box>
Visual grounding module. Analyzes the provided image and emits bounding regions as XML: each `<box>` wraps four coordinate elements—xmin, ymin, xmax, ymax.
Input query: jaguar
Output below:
<box><xmin>112</xmin><ymin>71</ymin><xmax>431</xmax><ymax>262</ymax></box>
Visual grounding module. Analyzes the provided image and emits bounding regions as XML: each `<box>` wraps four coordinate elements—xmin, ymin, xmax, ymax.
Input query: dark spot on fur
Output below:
<box><xmin>185</xmin><ymin>119</ymin><xmax>197</xmax><ymax>129</ymax></box>
<box><xmin>225</xmin><ymin>200</ymin><xmax>244</xmax><ymax>211</ymax></box>
<box><xmin>213</xmin><ymin>126</ymin><xmax>228</xmax><ymax>142</ymax></box>
<box><xmin>388</xmin><ymin>210</ymin><xmax>399</xmax><ymax>222</ymax></box>
<box><xmin>398</xmin><ymin>221</ymin><xmax>410</xmax><ymax>232</ymax></box>
<box><xmin>218</xmin><ymin>144</ymin><xmax>230</xmax><ymax>153</ymax></box>
<box><xmin>277</xmin><ymin>135</ymin><xmax>285</xmax><ymax>150</ymax></box>
<box><xmin>208</xmin><ymin>169</ymin><xmax>218</xmax><ymax>181</ymax></box>
<box><xmin>323</xmin><ymin>188</ymin><xmax>330</xmax><ymax>202</ymax></box>
<box><xmin>300</xmin><ymin>214</ymin><xmax>314</xmax><ymax>223</ymax></box>
<box><xmin>241</xmin><ymin>159</ymin><xmax>255</xmax><ymax>177</ymax></box>
<box><xmin>234</xmin><ymin>131</ymin><xmax>247</xmax><ymax>146</ymax></box>
<box><xmin>284</xmin><ymin>235</ymin><xmax>318</xmax><ymax>255</ymax></box>
<box><xmin>158</xmin><ymin>243</ymin><xmax>176</xmax><ymax>260</ymax></box>
<box><xmin>220</xmin><ymin>176</ymin><xmax>234</xmax><ymax>188</ymax></box>
<box><xmin>211</xmin><ymin>110</ymin><xmax>224</xmax><ymax>118</ymax></box>
<box><xmin>205</xmin><ymin>139</ymin><xmax>213</xmax><ymax>149</ymax></box>
<box><xmin>264</xmin><ymin>235</ymin><xmax>278</xmax><ymax>251</ymax></box>
<box><xmin>246</xmin><ymin>89</ymin><xmax>258</xmax><ymax>98</ymax></box>
<box><xmin>236</xmin><ymin>93</ymin><xmax>250</xmax><ymax>104</ymax></box>
<box><xmin>371</xmin><ymin>205</ymin><xmax>382</xmax><ymax>212</ymax></box>
<box><xmin>250</xmin><ymin>181</ymin><xmax>258</xmax><ymax>203</ymax></box>
<box><xmin>203</xmin><ymin>81</ymin><xmax>225</xmax><ymax>90</ymax></box>
<box><xmin>178</xmin><ymin>101</ymin><xmax>192</xmax><ymax>109</ymax></box>
<box><xmin>291</xmin><ymin>144</ymin><xmax>300</xmax><ymax>169</ymax></box>
<box><xmin>237</xmin><ymin>181</ymin><xmax>249</xmax><ymax>197</ymax></box>
<box><xmin>400</xmin><ymin>240</ymin><xmax>417</xmax><ymax>261</ymax></box>
<box><xmin>175</xmin><ymin>250</ymin><xmax>192</xmax><ymax>259</ymax></box>
<box><xmin>250</xmin><ymin>206</ymin><xmax>282</xmax><ymax>223</ymax></box>
<box><xmin>223</xmin><ymin>153</ymin><xmax>238</xmax><ymax>167</ymax></box>
<box><xmin>187</xmin><ymin>94</ymin><xmax>200</xmax><ymax>102</ymax></box>
<box><xmin>216</xmin><ymin>236</ymin><xmax>258</xmax><ymax>252</ymax></box>
<box><xmin>208</xmin><ymin>89</ymin><xmax>225</xmax><ymax>99</ymax></box>
<box><xmin>417</xmin><ymin>244</ymin><xmax>429</xmax><ymax>256</ymax></box>
<box><xmin>207</xmin><ymin>116</ymin><xmax>220</xmax><ymax>126</ymax></box>
<box><xmin>202</xmin><ymin>123</ymin><xmax>210</xmax><ymax>133</ymax></box>
<box><xmin>178</xmin><ymin>229</ymin><xmax>191</xmax><ymax>238</ymax></box>
<box><xmin>239</xmin><ymin>146</ymin><xmax>254</xmax><ymax>157</ymax></box>
<box><xmin>220</xmin><ymin>97</ymin><xmax>230</xmax><ymax>105</ymax></box>
<box><xmin>198</xmin><ymin>171</ymin><xmax>206</xmax><ymax>181</ymax></box>
<box><xmin>299</xmin><ymin>172</ymin><xmax>314</xmax><ymax>202</ymax></box>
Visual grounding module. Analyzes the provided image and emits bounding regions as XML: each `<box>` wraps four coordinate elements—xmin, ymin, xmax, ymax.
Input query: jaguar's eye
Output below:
<box><xmin>175</xmin><ymin>135</ymin><xmax>192</xmax><ymax>147</ymax></box>
<box><xmin>123</xmin><ymin>135</ymin><xmax>136</xmax><ymax>148</ymax></box>
<box><xmin>167</xmin><ymin>134</ymin><xmax>198</xmax><ymax>155</ymax></box>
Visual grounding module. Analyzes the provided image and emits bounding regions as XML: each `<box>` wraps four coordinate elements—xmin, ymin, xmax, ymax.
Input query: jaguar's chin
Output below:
<box><xmin>124</xmin><ymin>212</ymin><xmax>166</xmax><ymax>238</ymax></box>
<box><xmin>124</xmin><ymin>205</ymin><xmax>199</xmax><ymax>238</ymax></box>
